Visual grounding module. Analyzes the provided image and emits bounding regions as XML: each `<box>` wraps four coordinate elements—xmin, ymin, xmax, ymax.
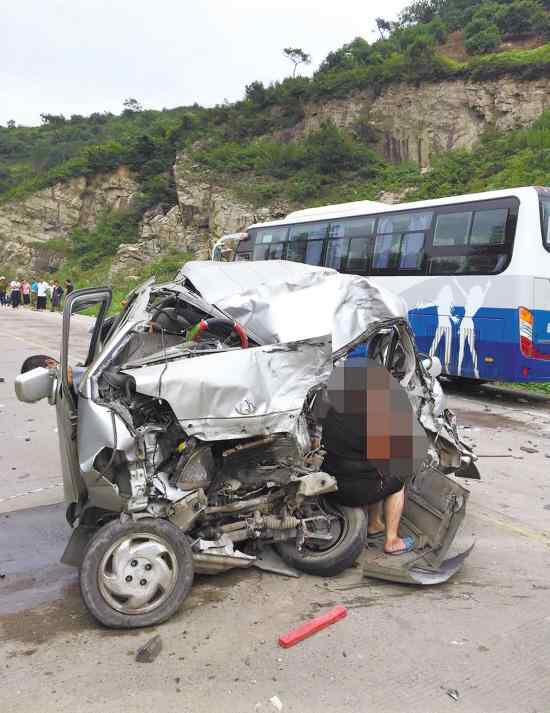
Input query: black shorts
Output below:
<box><xmin>324</xmin><ymin>454</ymin><xmax>404</xmax><ymax>507</ymax></box>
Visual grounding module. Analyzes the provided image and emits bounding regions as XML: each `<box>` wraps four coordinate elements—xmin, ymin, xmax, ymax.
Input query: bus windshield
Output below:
<box><xmin>539</xmin><ymin>189</ymin><xmax>550</xmax><ymax>250</ymax></box>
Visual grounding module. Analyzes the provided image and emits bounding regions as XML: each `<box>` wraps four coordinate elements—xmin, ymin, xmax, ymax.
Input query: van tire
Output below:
<box><xmin>80</xmin><ymin>518</ymin><xmax>194</xmax><ymax>629</ymax></box>
<box><xmin>275</xmin><ymin>500</ymin><xmax>366</xmax><ymax>577</ymax></box>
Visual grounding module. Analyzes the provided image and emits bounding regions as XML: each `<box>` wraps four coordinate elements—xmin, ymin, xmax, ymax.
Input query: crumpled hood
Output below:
<box><xmin>178</xmin><ymin>260</ymin><xmax>407</xmax><ymax>352</ymax></box>
<box><xmin>113</xmin><ymin>260</ymin><xmax>475</xmax><ymax>471</ymax></box>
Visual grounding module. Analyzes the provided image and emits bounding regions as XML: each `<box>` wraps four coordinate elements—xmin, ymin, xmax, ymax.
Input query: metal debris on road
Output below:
<box><xmin>520</xmin><ymin>446</ymin><xmax>539</xmax><ymax>454</ymax></box>
<box><xmin>135</xmin><ymin>635</ymin><xmax>162</xmax><ymax>663</ymax></box>
<box><xmin>446</xmin><ymin>688</ymin><xmax>460</xmax><ymax>701</ymax></box>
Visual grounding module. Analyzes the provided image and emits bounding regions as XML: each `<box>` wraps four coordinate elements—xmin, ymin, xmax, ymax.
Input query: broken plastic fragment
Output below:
<box><xmin>135</xmin><ymin>634</ymin><xmax>162</xmax><ymax>663</ymax></box>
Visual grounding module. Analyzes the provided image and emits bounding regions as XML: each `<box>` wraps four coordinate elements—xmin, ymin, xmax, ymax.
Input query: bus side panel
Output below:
<box><xmin>408</xmin><ymin>308</ymin><xmax>505</xmax><ymax>380</ymax></box>
<box><xmin>400</xmin><ymin>273</ymin><xmax>550</xmax><ymax>382</ymax></box>
<box><xmin>410</xmin><ymin>305</ymin><xmax>550</xmax><ymax>382</ymax></box>
<box><xmin>533</xmin><ymin>278</ymin><xmax>550</xmax><ymax>356</ymax></box>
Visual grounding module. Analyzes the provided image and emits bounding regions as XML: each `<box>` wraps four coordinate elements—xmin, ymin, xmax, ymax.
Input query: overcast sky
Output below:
<box><xmin>2</xmin><ymin>0</ymin><xmax>409</xmax><ymax>127</ymax></box>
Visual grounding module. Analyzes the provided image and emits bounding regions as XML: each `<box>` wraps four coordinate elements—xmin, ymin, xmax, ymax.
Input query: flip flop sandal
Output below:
<box><xmin>366</xmin><ymin>530</ymin><xmax>385</xmax><ymax>540</ymax></box>
<box><xmin>384</xmin><ymin>536</ymin><xmax>415</xmax><ymax>556</ymax></box>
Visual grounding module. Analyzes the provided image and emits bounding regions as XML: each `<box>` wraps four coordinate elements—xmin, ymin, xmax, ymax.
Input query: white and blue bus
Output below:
<box><xmin>223</xmin><ymin>186</ymin><xmax>550</xmax><ymax>383</ymax></box>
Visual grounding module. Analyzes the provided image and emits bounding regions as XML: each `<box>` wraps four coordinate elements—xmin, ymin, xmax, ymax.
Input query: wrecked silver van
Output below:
<box><xmin>15</xmin><ymin>261</ymin><xmax>477</xmax><ymax>628</ymax></box>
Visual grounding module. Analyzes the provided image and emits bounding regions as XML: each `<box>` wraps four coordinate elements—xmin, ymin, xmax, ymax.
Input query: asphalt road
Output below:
<box><xmin>1</xmin><ymin>307</ymin><xmax>549</xmax><ymax>713</ymax></box>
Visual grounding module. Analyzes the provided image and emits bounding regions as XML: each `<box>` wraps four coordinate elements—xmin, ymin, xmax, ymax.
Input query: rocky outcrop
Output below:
<box><xmin>111</xmin><ymin>157</ymin><xmax>287</xmax><ymax>274</ymax></box>
<box><xmin>0</xmin><ymin>167</ymin><xmax>138</xmax><ymax>274</ymax></box>
<box><xmin>2</xmin><ymin>75</ymin><xmax>549</xmax><ymax>277</ymax></box>
<box><xmin>304</xmin><ymin>77</ymin><xmax>550</xmax><ymax>168</ymax></box>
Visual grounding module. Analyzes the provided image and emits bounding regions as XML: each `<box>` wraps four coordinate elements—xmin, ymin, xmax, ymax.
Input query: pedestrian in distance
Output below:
<box><xmin>9</xmin><ymin>278</ymin><xmax>21</xmax><ymax>308</ymax></box>
<box><xmin>50</xmin><ymin>280</ymin><xmax>64</xmax><ymax>312</ymax></box>
<box><xmin>65</xmin><ymin>279</ymin><xmax>74</xmax><ymax>295</ymax></box>
<box><xmin>21</xmin><ymin>279</ymin><xmax>31</xmax><ymax>306</ymax></box>
<box><xmin>36</xmin><ymin>279</ymin><xmax>49</xmax><ymax>311</ymax></box>
<box><xmin>30</xmin><ymin>279</ymin><xmax>38</xmax><ymax>307</ymax></box>
<box><xmin>0</xmin><ymin>276</ymin><xmax>7</xmax><ymax>307</ymax></box>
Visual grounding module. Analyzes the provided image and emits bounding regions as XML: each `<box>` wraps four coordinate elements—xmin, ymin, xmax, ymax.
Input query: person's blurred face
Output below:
<box><xmin>324</xmin><ymin>357</ymin><xmax>429</xmax><ymax>482</ymax></box>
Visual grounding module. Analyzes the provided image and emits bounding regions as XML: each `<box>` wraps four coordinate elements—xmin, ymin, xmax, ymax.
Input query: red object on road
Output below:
<box><xmin>278</xmin><ymin>605</ymin><xmax>348</xmax><ymax>648</ymax></box>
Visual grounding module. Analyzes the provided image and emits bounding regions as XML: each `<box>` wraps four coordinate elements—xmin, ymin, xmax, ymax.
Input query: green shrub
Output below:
<box><xmin>497</xmin><ymin>0</ymin><xmax>547</xmax><ymax>36</ymax></box>
<box><xmin>69</xmin><ymin>209</ymin><xmax>141</xmax><ymax>270</ymax></box>
<box><xmin>464</xmin><ymin>22</ymin><xmax>502</xmax><ymax>54</ymax></box>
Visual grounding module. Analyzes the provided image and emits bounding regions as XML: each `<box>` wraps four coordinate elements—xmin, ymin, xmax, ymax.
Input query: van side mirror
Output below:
<box><xmin>14</xmin><ymin>367</ymin><xmax>55</xmax><ymax>403</ymax></box>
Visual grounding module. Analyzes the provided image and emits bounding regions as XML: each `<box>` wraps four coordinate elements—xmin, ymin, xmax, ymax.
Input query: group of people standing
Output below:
<box><xmin>0</xmin><ymin>277</ymin><xmax>74</xmax><ymax>311</ymax></box>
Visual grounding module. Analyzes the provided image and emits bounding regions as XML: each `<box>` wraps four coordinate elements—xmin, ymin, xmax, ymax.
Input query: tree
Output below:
<box><xmin>245</xmin><ymin>80</ymin><xmax>269</xmax><ymax>108</ymax></box>
<box><xmin>282</xmin><ymin>47</ymin><xmax>311</xmax><ymax>77</ymax></box>
<box><xmin>497</xmin><ymin>0</ymin><xmax>546</xmax><ymax>36</ymax></box>
<box><xmin>122</xmin><ymin>97</ymin><xmax>143</xmax><ymax>113</ymax></box>
<box><xmin>400</xmin><ymin>0</ymin><xmax>440</xmax><ymax>25</ymax></box>
<box><xmin>40</xmin><ymin>113</ymin><xmax>66</xmax><ymax>126</ymax></box>
<box><xmin>375</xmin><ymin>17</ymin><xmax>392</xmax><ymax>39</ymax></box>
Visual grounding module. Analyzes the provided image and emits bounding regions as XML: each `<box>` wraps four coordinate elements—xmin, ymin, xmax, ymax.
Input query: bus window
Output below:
<box><xmin>287</xmin><ymin>239</ymin><xmax>323</xmax><ymax>265</ymax></box>
<box><xmin>255</xmin><ymin>226</ymin><xmax>288</xmax><ymax>244</ymax></box>
<box><xmin>434</xmin><ymin>212</ymin><xmax>472</xmax><ymax>247</ymax></box>
<box><xmin>470</xmin><ymin>209</ymin><xmax>508</xmax><ymax>245</ymax></box>
<box><xmin>328</xmin><ymin>216</ymin><xmax>376</xmax><ymax>239</ymax></box>
<box><xmin>253</xmin><ymin>242</ymin><xmax>284</xmax><ymax>260</ymax></box>
<box><xmin>373</xmin><ymin>234</ymin><xmax>401</xmax><ymax>270</ymax></box>
<box><xmin>252</xmin><ymin>226</ymin><xmax>287</xmax><ymax>261</ymax></box>
<box><xmin>346</xmin><ymin>237</ymin><xmax>369</xmax><ymax>274</ymax></box>
<box><xmin>466</xmin><ymin>254</ymin><xmax>508</xmax><ymax>274</ymax></box>
<box><xmin>289</xmin><ymin>222</ymin><xmax>327</xmax><ymax>241</ymax></box>
<box><xmin>428</xmin><ymin>256</ymin><xmax>467</xmax><ymax>274</ymax></box>
<box><xmin>327</xmin><ymin>217</ymin><xmax>375</xmax><ymax>273</ymax></box>
<box><xmin>378</xmin><ymin>211</ymin><xmax>432</xmax><ymax>233</ymax></box>
<box><xmin>288</xmin><ymin>222</ymin><xmax>326</xmax><ymax>265</ymax></box>
<box><xmin>326</xmin><ymin>239</ymin><xmax>349</xmax><ymax>270</ymax></box>
<box><xmin>399</xmin><ymin>232</ymin><xmax>425</xmax><ymax>270</ymax></box>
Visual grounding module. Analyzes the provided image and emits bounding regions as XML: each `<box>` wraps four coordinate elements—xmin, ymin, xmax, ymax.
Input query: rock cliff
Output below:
<box><xmin>0</xmin><ymin>167</ymin><xmax>138</xmax><ymax>274</ymax></box>
<box><xmin>304</xmin><ymin>77</ymin><xmax>550</xmax><ymax>168</ymax></box>
<box><xmin>1</xmin><ymin>74</ymin><xmax>549</xmax><ymax>276</ymax></box>
<box><xmin>111</xmin><ymin>157</ymin><xmax>286</xmax><ymax>274</ymax></box>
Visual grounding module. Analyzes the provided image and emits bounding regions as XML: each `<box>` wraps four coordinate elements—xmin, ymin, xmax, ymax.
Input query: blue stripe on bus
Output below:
<box><xmin>408</xmin><ymin>306</ymin><xmax>550</xmax><ymax>382</ymax></box>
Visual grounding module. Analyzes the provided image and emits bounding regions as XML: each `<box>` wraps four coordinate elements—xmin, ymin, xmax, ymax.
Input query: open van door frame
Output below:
<box><xmin>57</xmin><ymin>288</ymin><xmax>112</xmax><ymax>519</ymax></box>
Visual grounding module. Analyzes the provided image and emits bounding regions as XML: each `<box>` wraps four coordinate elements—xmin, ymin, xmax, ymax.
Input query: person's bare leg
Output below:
<box><xmin>383</xmin><ymin>488</ymin><xmax>408</xmax><ymax>553</ymax></box>
<box><xmin>366</xmin><ymin>501</ymin><xmax>384</xmax><ymax>535</ymax></box>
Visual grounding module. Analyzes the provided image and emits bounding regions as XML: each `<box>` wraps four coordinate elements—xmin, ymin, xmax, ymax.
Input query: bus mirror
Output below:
<box><xmin>422</xmin><ymin>355</ymin><xmax>442</xmax><ymax>379</ymax></box>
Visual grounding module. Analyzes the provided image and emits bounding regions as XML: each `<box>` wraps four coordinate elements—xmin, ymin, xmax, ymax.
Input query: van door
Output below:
<box><xmin>56</xmin><ymin>288</ymin><xmax>112</xmax><ymax>518</ymax></box>
<box><xmin>362</xmin><ymin>467</ymin><xmax>473</xmax><ymax>585</ymax></box>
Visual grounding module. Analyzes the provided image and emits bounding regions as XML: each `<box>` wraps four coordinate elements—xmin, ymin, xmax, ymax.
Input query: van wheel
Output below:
<box><xmin>80</xmin><ymin>518</ymin><xmax>194</xmax><ymax>629</ymax></box>
<box><xmin>275</xmin><ymin>499</ymin><xmax>366</xmax><ymax>576</ymax></box>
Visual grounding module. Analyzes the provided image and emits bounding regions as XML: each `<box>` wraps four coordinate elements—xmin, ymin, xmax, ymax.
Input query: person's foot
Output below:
<box><xmin>384</xmin><ymin>536</ymin><xmax>415</xmax><ymax>555</ymax></box>
<box><xmin>367</xmin><ymin>519</ymin><xmax>385</xmax><ymax>538</ymax></box>
<box><xmin>366</xmin><ymin>529</ymin><xmax>385</xmax><ymax>540</ymax></box>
